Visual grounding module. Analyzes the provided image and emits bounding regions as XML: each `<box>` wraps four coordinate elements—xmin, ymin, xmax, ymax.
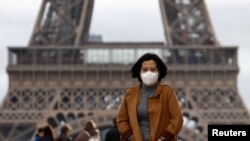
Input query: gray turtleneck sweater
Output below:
<box><xmin>137</xmin><ymin>84</ymin><xmax>157</xmax><ymax>141</ymax></box>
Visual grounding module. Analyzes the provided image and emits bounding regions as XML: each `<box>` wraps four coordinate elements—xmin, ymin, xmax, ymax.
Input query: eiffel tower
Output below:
<box><xmin>0</xmin><ymin>0</ymin><xmax>250</xmax><ymax>141</ymax></box>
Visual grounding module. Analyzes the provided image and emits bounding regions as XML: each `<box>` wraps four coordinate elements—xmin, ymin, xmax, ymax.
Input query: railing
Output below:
<box><xmin>8</xmin><ymin>45</ymin><xmax>238</xmax><ymax>67</ymax></box>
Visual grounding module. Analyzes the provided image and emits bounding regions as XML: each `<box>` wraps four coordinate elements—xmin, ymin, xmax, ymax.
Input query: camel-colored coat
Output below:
<box><xmin>117</xmin><ymin>82</ymin><xmax>183</xmax><ymax>141</ymax></box>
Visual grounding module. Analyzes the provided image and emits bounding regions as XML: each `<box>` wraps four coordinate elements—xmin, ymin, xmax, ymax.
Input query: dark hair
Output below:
<box><xmin>112</xmin><ymin>117</ymin><xmax>117</xmax><ymax>125</ymax></box>
<box><xmin>84</xmin><ymin>120</ymin><xmax>99</xmax><ymax>136</ymax></box>
<box><xmin>131</xmin><ymin>52</ymin><xmax>167</xmax><ymax>82</ymax></box>
<box><xmin>60</xmin><ymin>125</ymin><xmax>71</xmax><ymax>134</ymax></box>
<box><xmin>84</xmin><ymin>120</ymin><xmax>97</xmax><ymax>131</ymax></box>
<box><xmin>37</xmin><ymin>127</ymin><xmax>44</xmax><ymax>133</ymax></box>
<box><xmin>43</xmin><ymin>125</ymin><xmax>55</xmax><ymax>141</ymax></box>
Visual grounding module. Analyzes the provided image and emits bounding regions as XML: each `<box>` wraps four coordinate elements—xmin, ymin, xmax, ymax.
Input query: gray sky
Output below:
<box><xmin>0</xmin><ymin>0</ymin><xmax>249</xmax><ymax>111</ymax></box>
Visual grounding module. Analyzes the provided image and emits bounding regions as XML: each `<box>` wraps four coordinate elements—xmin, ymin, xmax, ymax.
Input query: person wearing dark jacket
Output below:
<box><xmin>38</xmin><ymin>125</ymin><xmax>56</xmax><ymax>141</ymax></box>
<box><xmin>34</xmin><ymin>127</ymin><xmax>44</xmax><ymax>141</ymax></box>
<box><xmin>104</xmin><ymin>118</ymin><xmax>120</xmax><ymax>141</ymax></box>
<box><xmin>56</xmin><ymin>125</ymin><xmax>72</xmax><ymax>141</ymax></box>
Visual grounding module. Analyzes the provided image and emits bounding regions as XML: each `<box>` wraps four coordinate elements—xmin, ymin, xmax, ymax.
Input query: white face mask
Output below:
<box><xmin>140</xmin><ymin>71</ymin><xmax>159</xmax><ymax>86</ymax></box>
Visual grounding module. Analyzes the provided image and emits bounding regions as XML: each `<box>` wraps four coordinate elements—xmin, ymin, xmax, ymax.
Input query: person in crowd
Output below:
<box><xmin>74</xmin><ymin>120</ymin><xmax>100</xmax><ymax>141</ymax></box>
<box><xmin>56</xmin><ymin>124</ymin><xmax>72</xmax><ymax>141</ymax></box>
<box><xmin>104</xmin><ymin>117</ymin><xmax>120</xmax><ymax>141</ymax></box>
<box><xmin>38</xmin><ymin>124</ymin><xmax>56</xmax><ymax>141</ymax></box>
<box><xmin>117</xmin><ymin>52</ymin><xmax>183</xmax><ymax>141</ymax></box>
<box><xmin>34</xmin><ymin>127</ymin><xmax>44</xmax><ymax>141</ymax></box>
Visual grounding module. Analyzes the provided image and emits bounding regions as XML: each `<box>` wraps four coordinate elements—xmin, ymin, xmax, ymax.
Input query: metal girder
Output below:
<box><xmin>160</xmin><ymin>0</ymin><xmax>219</xmax><ymax>46</ymax></box>
<box><xmin>28</xmin><ymin>0</ymin><xmax>95</xmax><ymax>46</ymax></box>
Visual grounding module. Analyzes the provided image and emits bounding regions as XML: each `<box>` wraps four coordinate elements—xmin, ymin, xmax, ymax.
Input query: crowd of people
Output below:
<box><xmin>34</xmin><ymin>52</ymin><xmax>183</xmax><ymax>141</ymax></box>
<box><xmin>34</xmin><ymin>118</ymin><xmax>119</xmax><ymax>141</ymax></box>
<box><xmin>33</xmin><ymin>124</ymin><xmax>71</xmax><ymax>141</ymax></box>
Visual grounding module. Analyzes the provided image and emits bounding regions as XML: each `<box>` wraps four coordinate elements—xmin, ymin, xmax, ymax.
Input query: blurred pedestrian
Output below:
<box><xmin>34</xmin><ymin>127</ymin><xmax>44</xmax><ymax>141</ymax></box>
<box><xmin>74</xmin><ymin>120</ymin><xmax>100</xmax><ymax>141</ymax></box>
<box><xmin>39</xmin><ymin>124</ymin><xmax>56</xmax><ymax>141</ymax></box>
<box><xmin>56</xmin><ymin>125</ymin><xmax>72</xmax><ymax>141</ymax></box>
<box><xmin>104</xmin><ymin>117</ymin><xmax>120</xmax><ymax>141</ymax></box>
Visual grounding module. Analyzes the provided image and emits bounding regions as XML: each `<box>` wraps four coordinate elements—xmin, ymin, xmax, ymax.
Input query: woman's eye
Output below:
<box><xmin>150</xmin><ymin>69</ymin><xmax>157</xmax><ymax>72</ymax></box>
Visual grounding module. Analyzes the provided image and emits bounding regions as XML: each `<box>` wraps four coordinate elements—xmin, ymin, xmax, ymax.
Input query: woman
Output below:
<box><xmin>38</xmin><ymin>125</ymin><xmax>55</xmax><ymax>141</ymax></box>
<box><xmin>74</xmin><ymin>120</ymin><xmax>100</xmax><ymax>141</ymax></box>
<box><xmin>117</xmin><ymin>52</ymin><xmax>183</xmax><ymax>141</ymax></box>
<box><xmin>56</xmin><ymin>125</ymin><xmax>72</xmax><ymax>141</ymax></box>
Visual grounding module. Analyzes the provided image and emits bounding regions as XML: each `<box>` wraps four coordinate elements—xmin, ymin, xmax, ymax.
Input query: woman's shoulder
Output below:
<box><xmin>125</xmin><ymin>84</ymin><xmax>141</xmax><ymax>95</ymax></box>
<box><xmin>160</xmin><ymin>83</ymin><xmax>175</xmax><ymax>91</ymax></box>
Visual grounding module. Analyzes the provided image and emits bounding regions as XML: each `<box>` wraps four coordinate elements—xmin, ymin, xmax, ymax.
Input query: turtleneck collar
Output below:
<box><xmin>141</xmin><ymin>82</ymin><xmax>158</xmax><ymax>91</ymax></box>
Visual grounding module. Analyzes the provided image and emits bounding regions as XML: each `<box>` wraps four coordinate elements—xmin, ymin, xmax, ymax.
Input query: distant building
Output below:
<box><xmin>88</xmin><ymin>34</ymin><xmax>103</xmax><ymax>42</ymax></box>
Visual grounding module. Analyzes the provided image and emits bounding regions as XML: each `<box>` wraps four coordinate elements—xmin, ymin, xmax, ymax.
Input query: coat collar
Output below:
<box><xmin>128</xmin><ymin>82</ymin><xmax>163</xmax><ymax>97</ymax></box>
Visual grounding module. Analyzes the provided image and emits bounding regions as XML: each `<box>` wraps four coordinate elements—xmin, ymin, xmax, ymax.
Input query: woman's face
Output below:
<box><xmin>140</xmin><ymin>60</ymin><xmax>158</xmax><ymax>73</ymax></box>
<box><xmin>140</xmin><ymin>60</ymin><xmax>159</xmax><ymax>86</ymax></box>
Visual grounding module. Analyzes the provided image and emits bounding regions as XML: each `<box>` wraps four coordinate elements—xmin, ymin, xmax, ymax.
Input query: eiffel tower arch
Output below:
<box><xmin>0</xmin><ymin>0</ymin><xmax>250</xmax><ymax>141</ymax></box>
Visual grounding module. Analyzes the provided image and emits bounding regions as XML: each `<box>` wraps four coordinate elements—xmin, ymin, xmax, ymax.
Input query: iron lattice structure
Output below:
<box><xmin>1</xmin><ymin>0</ymin><xmax>250</xmax><ymax>141</ymax></box>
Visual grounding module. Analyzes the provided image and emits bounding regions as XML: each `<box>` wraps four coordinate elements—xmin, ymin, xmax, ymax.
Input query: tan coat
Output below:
<box><xmin>117</xmin><ymin>82</ymin><xmax>183</xmax><ymax>141</ymax></box>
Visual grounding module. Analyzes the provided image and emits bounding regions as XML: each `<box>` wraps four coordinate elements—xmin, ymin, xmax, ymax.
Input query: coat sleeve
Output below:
<box><xmin>162</xmin><ymin>89</ymin><xmax>183</xmax><ymax>140</ymax></box>
<box><xmin>116</xmin><ymin>90</ymin><xmax>133</xmax><ymax>140</ymax></box>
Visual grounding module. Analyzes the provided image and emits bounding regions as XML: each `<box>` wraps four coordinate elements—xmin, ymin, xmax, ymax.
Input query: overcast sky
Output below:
<box><xmin>0</xmin><ymin>0</ymin><xmax>249</xmax><ymax>111</ymax></box>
